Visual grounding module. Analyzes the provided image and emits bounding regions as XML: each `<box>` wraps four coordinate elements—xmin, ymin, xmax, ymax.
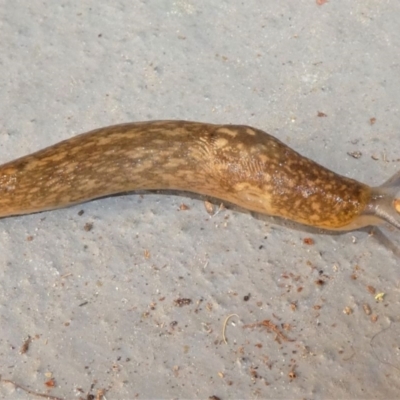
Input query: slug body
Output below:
<box><xmin>0</xmin><ymin>120</ymin><xmax>399</xmax><ymax>231</ymax></box>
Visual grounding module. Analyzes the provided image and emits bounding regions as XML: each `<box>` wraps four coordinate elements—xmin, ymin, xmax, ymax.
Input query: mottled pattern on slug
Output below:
<box><xmin>199</xmin><ymin>124</ymin><xmax>371</xmax><ymax>228</ymax></box>
<box><xmin>0</xmin><ymin>120</ymin><xmax>371</xmax><ymax>229</ymax></box>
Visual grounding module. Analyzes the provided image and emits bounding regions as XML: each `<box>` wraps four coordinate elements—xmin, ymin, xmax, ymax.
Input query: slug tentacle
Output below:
<box><xmin>381</xmin><ymin>169</ymin><xmax>400</xmax><ymax>192</ymax></box>
<box><xmin>0</xmin><ymin>120</ymin><xmax>398</xmax><ymax>232</ymax></box>
<box><xmin>356</xmin><ymin>171</ymin><xmax>400</xmax><ymax>230</ymax></box>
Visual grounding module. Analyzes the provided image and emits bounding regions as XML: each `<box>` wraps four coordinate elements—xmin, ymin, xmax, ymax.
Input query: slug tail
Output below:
<box><xmin>363</xmin><ymin>171</ymin><xmax>400</xmax><ymax>230</ymax></box>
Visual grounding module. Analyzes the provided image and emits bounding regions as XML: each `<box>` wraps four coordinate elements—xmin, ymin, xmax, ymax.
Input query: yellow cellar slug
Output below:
<box><xmin>0</xmin><ymin>120</ymin><xmax>399</xmax><ymax>231</ymax></box>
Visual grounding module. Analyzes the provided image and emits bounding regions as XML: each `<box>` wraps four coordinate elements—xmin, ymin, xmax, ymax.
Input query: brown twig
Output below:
<box><xmin>243</xmin><ymin>319</ymin><xmax>294</xmax><ymax>343</ymax></box>
<box><xmin>0</xmin><ymin>377</ymin><xmax>63</xmax><ymax>400</ymax></box>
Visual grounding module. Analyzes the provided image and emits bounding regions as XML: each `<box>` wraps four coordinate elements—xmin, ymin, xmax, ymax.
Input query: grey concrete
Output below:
<box><xmin>0</xmin><ymin>1</ymin><xmax>400</xmax><ymax>399</ymax></box>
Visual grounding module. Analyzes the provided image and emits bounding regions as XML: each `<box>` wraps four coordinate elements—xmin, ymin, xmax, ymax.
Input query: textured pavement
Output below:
<box><xmin>0</xmin><ymin>1</ymin><xmax>400</xmax><ymax>399</ymax></box>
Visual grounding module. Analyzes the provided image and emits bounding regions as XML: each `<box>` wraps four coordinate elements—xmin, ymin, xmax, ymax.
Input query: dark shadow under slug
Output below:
<box><xmin>0</xmin><ymin>120</ymin><xmax>399</xmax><ymax>231</ymax></box>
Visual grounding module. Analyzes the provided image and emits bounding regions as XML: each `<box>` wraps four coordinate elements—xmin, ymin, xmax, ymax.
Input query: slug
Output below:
<box><xmin>0</xmin><ymin>120</ymin><xmax>399</xmax><ymax>231</ymax></box>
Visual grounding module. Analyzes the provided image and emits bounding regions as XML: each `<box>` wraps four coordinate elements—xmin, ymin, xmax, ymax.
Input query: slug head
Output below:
<box><xmin>349</xmin><ymin>187</ymin><xmax>400</xmax><ymax>230</ymax></box>
<box><xmin>351</xmin><ymin>169</ymin><xmax>400</xmax><ymax>230</ymax></box>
